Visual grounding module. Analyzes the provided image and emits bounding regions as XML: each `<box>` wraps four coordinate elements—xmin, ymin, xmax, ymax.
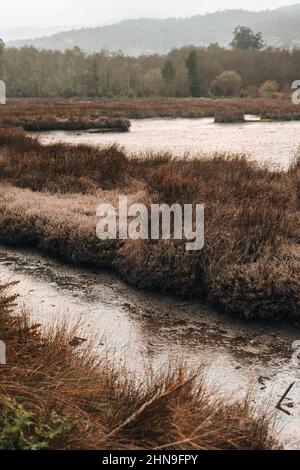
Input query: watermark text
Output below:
<box><xmin>96</xmin><ymin>196</ymin><xmax>205</xmax><ymax>251</ymax></box>
<box><xmin>0</xmin><ymin>80</ymin><xmax>6</xmax><ymax>104</ymax></box>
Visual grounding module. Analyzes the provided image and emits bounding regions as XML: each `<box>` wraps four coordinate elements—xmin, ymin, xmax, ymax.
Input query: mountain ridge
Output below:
<box><xmin>7</xmin><ymin>5</ymin><xmax>300</xmax><ymax>55</ymax></box>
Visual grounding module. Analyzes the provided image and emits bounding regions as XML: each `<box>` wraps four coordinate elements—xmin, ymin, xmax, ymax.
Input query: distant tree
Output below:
<box><xmin>230</xmin><ymin>26</ymin><xmax>264</xmax><ymax>50</ymax></box>
<box><xmin>259</xmin><ymin>80</ymin><xmax>280</xmax><ymax>98</ymax></box>
<box><xmin>243</xmin><ymin>84</ymin><xmax>259</xmax><ymax>98</ymax></box>
<box><xmin>210</xmin><ymin>70</ymin><xmax>242</xmax><ymax>97</ymax></box>
<box><xmin>185</xmin><ymin>49</ymin><xmax>202</xmax><ymax>97</ymax></box>
<box><xmin>162</xmin><ymin>60</ymin><xmax>176</xmax><ymax>95</ymax></box>
<box><xmin>91</xmin><ymin>56</ymin><xmax>100</xmax><ymax>96</ymax></box>
<box><xmin>207</xmin><ymin>43</ymin><xmax>222</xmax><ymax>51</ymax></box>
<box><xmin>3</xmin><ymin>42</ymin><xmax>300</xmax><ymax>99</ymax></box>
<box><xmin>143</xmin><ymin>68</ymin><xmax>164</xmax><ymax>96</ymax></box>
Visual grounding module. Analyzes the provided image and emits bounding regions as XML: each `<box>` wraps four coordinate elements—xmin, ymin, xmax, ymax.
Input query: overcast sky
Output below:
<box><xmin>0</xmin><ymin>1</ymin><xmax>298</xmax><ymax>32</ymax></box>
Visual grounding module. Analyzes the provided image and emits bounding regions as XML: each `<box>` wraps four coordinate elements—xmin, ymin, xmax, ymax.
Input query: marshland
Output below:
<box><xmin>0</xmin><ymin>105</ymin><xmax>299</xmax><ymax>449</ymax></box>
<box><xmin>0</xmin><ymin>16</ymin><xmax>300</xmax><ymax>451</ymax></box>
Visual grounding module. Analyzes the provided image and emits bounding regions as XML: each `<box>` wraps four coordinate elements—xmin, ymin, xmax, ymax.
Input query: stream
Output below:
<box><xmin>37</xmin><ymin>117</ymin><xmax>300</xmax><ymax>170</ymax></box>
<box><xmin>3</xmin><ymin>116</ymin><xmax>300</xmax><ymax>448</ymax></box>
<box><xmin>0</xmin><ymin>245</ymin><xmax>299</xmax><ymax>449</ymax></box>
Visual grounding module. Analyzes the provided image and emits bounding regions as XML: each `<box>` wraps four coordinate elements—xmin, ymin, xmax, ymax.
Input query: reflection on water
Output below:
<box><xmin>0</xmin><ymin>246</ymin><xmax>299</xmax><ymax>448</ymax></box>
<box><xmin>37</xmin><ymin>117</ymin><xmax>300</xmax><ymax>170</ymax></box>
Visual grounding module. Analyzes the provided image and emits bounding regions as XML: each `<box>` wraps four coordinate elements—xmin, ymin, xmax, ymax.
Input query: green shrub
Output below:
<box><xmin>0</xmin><ymin>398</ymin><xmax>77</xmax><ymax>450</ymax></box>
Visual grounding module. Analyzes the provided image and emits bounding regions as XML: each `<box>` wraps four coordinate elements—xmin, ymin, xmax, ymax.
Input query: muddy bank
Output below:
<box><xmin>0</xmin><ymin>245</ymin><xmax>299</xmax><ymax>449</ymax></box>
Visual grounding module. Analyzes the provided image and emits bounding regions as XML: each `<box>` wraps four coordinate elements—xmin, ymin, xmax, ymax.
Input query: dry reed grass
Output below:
<box><xmin>0</xmin><ymin>128</ymin><xmax>128</xmax><ymax>192</ymax></box>
<box><xmin>0</xmin><ymin>128</ymin><xmax>299</xmax><ymax>320</ymax></box>
<box><xmin>0</xmin><ymin>282</ymin><xmax>278</xmax><ymax>450</ymax></box>
<box><xmin>1</xmin><ymin>97</ymin><xmax>300</xmax><ymax>120</ymax></box>
<box><xmin>0</xmin><ymin>101</ymin><xmax>130</xmax><ymax>131</ymax></box>
<box><xmin>214</xmin><ymin>109</ymin><xmax>245</xmax><ymax>123</ymax></box>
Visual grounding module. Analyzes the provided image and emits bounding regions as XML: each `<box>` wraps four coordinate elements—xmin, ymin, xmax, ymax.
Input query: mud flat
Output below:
<box><xmin>0</xmin><ymin>245</ymin><xmax>299</xmax><ymax>449</ymax></box>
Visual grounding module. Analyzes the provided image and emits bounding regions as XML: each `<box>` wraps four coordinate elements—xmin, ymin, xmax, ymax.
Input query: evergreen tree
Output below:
<box><xmin>185</xmin><ymin>49</ymin><xmax>202</xmax><ymax>97</ymax></box>
<box><xmin>230</xmin><ymin>27</ymin><xmax>264</xmax><ymax>50</ymax></box>
<box><xmin>162</xmin><ymin>60</ymin><xmax>176</xmax><ymax>95</ymax></box>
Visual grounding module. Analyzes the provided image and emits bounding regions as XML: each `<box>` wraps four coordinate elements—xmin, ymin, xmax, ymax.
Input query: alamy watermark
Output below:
<box><xmin>96</xmin><ymin>196</ymin><xmax>204</xmax><ymax>251</ymax></box>
<box><xmin>0</xmin><ymin>80</ymin><xmax>6</xmax><ymax>104</ymax></box>
<box><xmin>292</xmin><ymin>80</ymin><xmax>300</xmax><ymax>105</ymax></box>
<box><xmin>0</xmin><ymin>340</ymin><xmax>6</xmax><ymax>365</ymax></box>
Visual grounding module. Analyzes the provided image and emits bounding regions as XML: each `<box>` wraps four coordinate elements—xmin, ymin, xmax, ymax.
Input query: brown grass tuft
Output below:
<box><xmin>0</xmin><ymin>282</ymin><xmax>279</xmax><ymax>450</ymax></box>
<box><xmin>214</xmin><ymin>109</ymin><xmax>245</xmax><ymax>123</ymax></box>
<box><xmin>0</xmin><ymin>129</ymin><xmax>299</xmax><ymax>320</ymax></box>
<box><xmin>0</xmin><ymin>128</ymin><xmax>129</xmax><ymax>193</ymax></box>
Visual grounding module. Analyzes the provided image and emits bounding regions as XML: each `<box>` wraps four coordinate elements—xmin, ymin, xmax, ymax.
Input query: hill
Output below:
<box><xmin>7</xmin><ymin>5</ymin><xmax>300</xmax><ymax>54</ymax></box>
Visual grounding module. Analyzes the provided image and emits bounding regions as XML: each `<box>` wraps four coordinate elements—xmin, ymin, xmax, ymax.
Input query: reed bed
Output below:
<box><xmin>0</xmin><ymin>128</ymin><xmax>299</xmax><ymax>320</ymax></box>
<box><xmin>6</xmin><ymin>117</ymin><xmax>130</xmax><ymax>132</ymax></box>
<box><xmin>0</xmin><ymin>101</ymin><xmax>130</xmax><ymax>132</ymax></box>
<box><xmin>214</xmin><ymin>109</ymin><xmax>245</xmax><ymax>123</ymax></box>
<box><xmin>0</xmin><ymin>128</ymin><xmax>128</xmax><ymax>192</ymax></box>
<box><xmin>1</xmin><ymin>97</ymin><xmax>300</xmax><ymax>121</ymax></box>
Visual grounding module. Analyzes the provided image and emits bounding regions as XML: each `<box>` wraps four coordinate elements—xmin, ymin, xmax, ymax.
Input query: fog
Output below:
<box><xmin>0</xmin><ymin>0</ymin><xmax>297</xmax><ymax>33</ymax></box>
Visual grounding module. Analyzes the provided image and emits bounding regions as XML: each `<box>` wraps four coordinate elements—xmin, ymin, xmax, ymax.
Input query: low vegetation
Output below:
<box><xmin>0</xmin><ymin>105</ymin><xmax>130</xmax><ymax>132</ymax></box>
<box><xmin>6</xmin><ymin>117</ymin><xmax>130</xmax><ymax>132</ymax></box>
<box><xmin>1</xmin><ymin>97</ymin><xmax>300</xmax><ymax>122</ymax></box>
<box><xmin>0</xmin><ymin>128</ymin><xmax>128</xmax><ymax>192</ymax></box>
<box><xmin>0</xmin><ymin>282</ymin><xmax>279</xmax><ymax>450</ymax></box>
<box><xmin>0</xmin><ymin>127</ymin><xmax>299</xmax><ymax>320</ymax></box>
<box><xmin>214</xmin><ymin>109</ymin><xmax>245</xmax><ymax>123</ymax></box>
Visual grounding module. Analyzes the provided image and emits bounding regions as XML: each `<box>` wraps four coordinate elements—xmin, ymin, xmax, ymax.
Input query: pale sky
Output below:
<box><xmin>0</xmin><ymin>1</ymin><xmax>298</xmax><ymax>32</ymax></box>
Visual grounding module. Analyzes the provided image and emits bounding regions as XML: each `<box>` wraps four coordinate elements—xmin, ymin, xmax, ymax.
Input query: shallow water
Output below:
<box><xmin>0</xmin><ymin>246</ymin><xmax>299</xmax><ymax>449</ymax></box>
<box><xmin>37</xmin><ymin>117</ymin><xmax>300</xmax><ymax>170</ymax></box>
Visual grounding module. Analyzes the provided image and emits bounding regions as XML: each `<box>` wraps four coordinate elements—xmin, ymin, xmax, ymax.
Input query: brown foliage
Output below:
<box><xmin>214</xmin><ymin>109</ymin><xmax>245</xmax><ymax>123</ymax></box>
<box><xmin>0</xmin><ymin>128</ymin><xmax>128</xmax><ymax>193</ymax></box>
<box><xmin>0</xmin><ymin>283</ymin><xmax>278</xmax><ymax>450</ymax></box>
<box><xmin>0</xmin><ymin>129</ymin><xmax>299</xmax><ymax>320</ymax></box>
<box><xmin>1</xmin><ymin>97</ymin><xmax>300</xmax><ymax>120</ymax></box>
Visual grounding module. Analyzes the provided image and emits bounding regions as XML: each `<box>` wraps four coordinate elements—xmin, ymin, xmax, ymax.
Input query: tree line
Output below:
<box><xmin>0</xmin><ymin>28</ymin><xmax>299</xmax><ymax>99</ymax></box>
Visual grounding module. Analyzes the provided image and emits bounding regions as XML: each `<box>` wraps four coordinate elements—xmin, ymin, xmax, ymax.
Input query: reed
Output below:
<box><xmin>214</xmin><ymin>109</ymin><xmax>245</xmax><ymax>123</ymax></box>
<box><xmin>1</xmin><ymin>97</ymin><xmax>300</xmax><ymax>121</ymax></box>
<box><xmin>6</xmin><ymin>117</ymin><xmax>130</xmax><ymax>132</ymax></box>
<box><xmin>0</xmin><ymin>128</ymin><xmax>298</xmax><ymax>320</ymax></box>
<box><xmin>0</xmin><ymin>128</ymin><xmax>128</xmax><ymax>193</ymax></box>
<box><xmin>0</xmin><ymin>282</ymin><xmax>278</xmax><ymax>450</ymax></box>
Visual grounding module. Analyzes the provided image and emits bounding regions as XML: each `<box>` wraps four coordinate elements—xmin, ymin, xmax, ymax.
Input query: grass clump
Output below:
<box><xmin>0</xmin><ymin>101</ymin><xmax>130</xmax><ymax>132</ymax></box>
<box><xmin>6</xmin><ymin>117</ymin><xmax>130</xmax><ymax>132</ymax></box>
<box><xmin>0</xmin><ymin>128</ymin><xmax>128</xmax><ymax>193</ymax></box>
<box><xmin>1</xmin><ymin>97</ymin><xmax>300</xmax><ymax>121</ymax></box>
<box><xmin>119</xmin><ymin>155</ymin><xmax>299</xmax><ymax>319</ymax></box>
<box><xmin>214</xmin><ymin>109</ymin><xmax>245</xmax><ymax>123</ymax></box>
<box><xmin>0</xmin><ymin>282</ymin><xmax>279</xmax><ymax>450</ymax></box>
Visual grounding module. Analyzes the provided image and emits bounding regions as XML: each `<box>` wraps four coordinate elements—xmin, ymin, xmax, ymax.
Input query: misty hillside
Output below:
<box><xmin>7</xmin><ymin>5</ymin><xmax>300</xmax><ymax>55</ymax></box>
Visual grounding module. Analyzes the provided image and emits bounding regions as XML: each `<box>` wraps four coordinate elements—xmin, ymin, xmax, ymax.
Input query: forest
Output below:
<box><xmin>1</xmin><ymin>28</ymin><xmax>300</xmax><ymax>99</ymax></box>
